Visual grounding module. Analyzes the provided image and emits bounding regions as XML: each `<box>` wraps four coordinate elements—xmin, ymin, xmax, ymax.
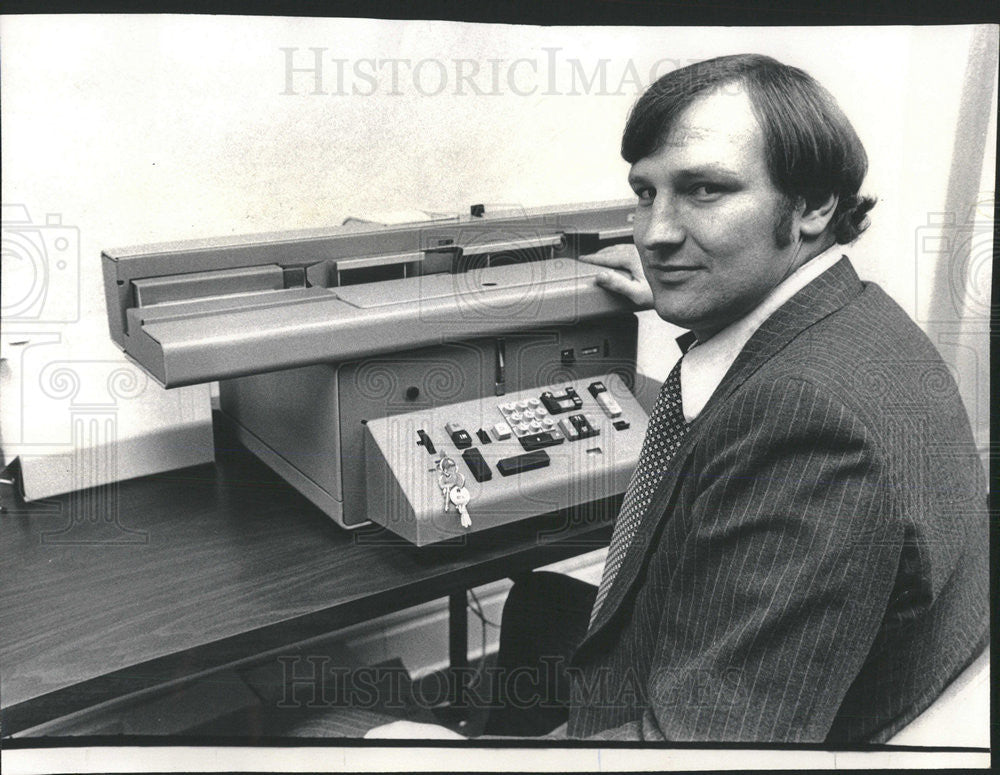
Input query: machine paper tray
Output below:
<box><xmin>123</xmin><ymin>260</ymin><xmax>636</xmax><ymax>387</ymax></box>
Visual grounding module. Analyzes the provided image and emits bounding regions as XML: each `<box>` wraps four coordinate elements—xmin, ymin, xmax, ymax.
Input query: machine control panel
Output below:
<box><xmin>363</xmin><ymin>372</ymin><xmax>648</xmax><ymax>545</ymax></box>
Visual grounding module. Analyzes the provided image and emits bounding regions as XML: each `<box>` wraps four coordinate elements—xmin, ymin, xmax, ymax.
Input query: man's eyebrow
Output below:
<box><xmin>673</xmin><ymin>164</ymin><xmax>741</xmax><ymax>179</ymax></box>
<box><xmin>628</xmin><ymin>163</ymin><xmax>742</xmax><ymax>187</ymax></box>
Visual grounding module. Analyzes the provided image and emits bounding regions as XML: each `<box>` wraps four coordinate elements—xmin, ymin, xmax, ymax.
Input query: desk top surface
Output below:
<box><xmin>0</xmin><ymin>419</ymin><xmax>613</xmax><ymax>733</ymax></box>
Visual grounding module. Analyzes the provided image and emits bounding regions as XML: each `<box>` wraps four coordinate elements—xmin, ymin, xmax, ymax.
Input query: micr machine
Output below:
<box><xmin>102</xmin><ymin>201</ymin><xmax>658</xmax><ymax>545</ymax></box>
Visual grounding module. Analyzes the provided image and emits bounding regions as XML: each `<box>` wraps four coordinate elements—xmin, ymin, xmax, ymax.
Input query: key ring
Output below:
<box><xmin>435</xmin><ymin>454</ymin><xmax>457</xmax><ymax>474</ymax></box>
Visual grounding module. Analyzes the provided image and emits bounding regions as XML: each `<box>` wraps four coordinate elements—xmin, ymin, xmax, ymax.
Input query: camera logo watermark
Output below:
<box><xmin>915</xmin><ymin>197</ymin><xmax>995</xmax><ymax>323</ymax></box>
<box><xmin>2</xmin><ymin>204</ymin><xmax>80</xmax><ymax>325</ymax></box>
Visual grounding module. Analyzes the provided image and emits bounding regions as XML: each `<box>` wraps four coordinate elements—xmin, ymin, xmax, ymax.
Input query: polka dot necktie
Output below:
<box><xmin>590</xmin><ymin>357</ymin><xmax>689</xmax><ymax>625</ymax></box>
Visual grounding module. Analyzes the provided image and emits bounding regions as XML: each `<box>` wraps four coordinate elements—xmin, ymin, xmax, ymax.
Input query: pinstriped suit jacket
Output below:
<box><xmin>566</xmin><ymin>258</ymin><xmax>989</xmax><ymax>743</ymax></box>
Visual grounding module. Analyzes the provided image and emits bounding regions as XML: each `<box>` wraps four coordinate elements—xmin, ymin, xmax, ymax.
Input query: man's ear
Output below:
<box><xmin>798</xmin><ymin>193</ymin><xmax>838</xmax><ymax>238</ymax></box>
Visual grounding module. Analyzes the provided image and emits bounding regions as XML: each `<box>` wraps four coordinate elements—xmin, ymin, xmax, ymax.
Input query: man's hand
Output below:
<box><xmin>364</xmin><ymin>720</ymin><xmax>466</xmax><ymax>739</ymax></box>
<box><xmin>577</xmin><ymin>244</ymin><xmax>653</xmax><ymax>307</ymax></box>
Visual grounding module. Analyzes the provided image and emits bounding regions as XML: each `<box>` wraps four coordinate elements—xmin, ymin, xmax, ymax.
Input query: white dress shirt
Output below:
<box><xmin>680</xmin><ymin>246</ymin><xmax>845</xmax><ymax>423</ymax></box>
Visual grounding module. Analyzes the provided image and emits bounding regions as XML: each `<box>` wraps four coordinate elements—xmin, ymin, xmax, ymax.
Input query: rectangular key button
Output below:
<box><xmin>518</xmin><ymin>431</ymin><xmax>565</xmax><ymax>452</ymax></box>
<box><xmin>497</xmin><ymin>449</ymin><xmax>551</xmax><ymax>476</ymax></box>
<box><xmin>558</xmin><ymin>417</ymin><xmax>580</xmax><ymax>441</ymax></box>
<box><xmin>450</xmin><ymin>430</ymin><xmax>472</xmax><ymax>449</ymax></box>
<box><xmin>587</xmin><ymin>381</ymin><xmax>607</xmax><ymax>398</ymax></box>
<box><xmin>491</xmin><ymin>422</ymin><xmax>512</xmax><ymax>441</ymax></box>
<box><xmin>462</xmin><ymin>447</ymin><xmax>493</xmax><ymax>482</ymax></box>
<box><xmin>595</xmin><ymin>392</ymin><xmax>622</xmax><ymax>417</ymax></box>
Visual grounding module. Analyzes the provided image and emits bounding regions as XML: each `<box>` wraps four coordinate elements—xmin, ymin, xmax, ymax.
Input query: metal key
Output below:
<box><xmin>449</xmin><ymin>485</ymin><xmax>472</xmax><ymax>528</ymax></box>
<box><xmin>438</xmin><ymin>471</ymin><xmax>457</xmax><ymax>512</ymax></box>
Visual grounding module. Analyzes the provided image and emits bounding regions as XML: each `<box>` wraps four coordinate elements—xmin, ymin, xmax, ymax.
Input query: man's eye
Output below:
<box><xmin>689</xmin><ymin>183</ymin><xmax>726</xmax><ymax>201</ymax></box>
<box><xmin>635</xmin><ymin>187</ymin><xmax>654</xmax><ymax>202</ymax></box>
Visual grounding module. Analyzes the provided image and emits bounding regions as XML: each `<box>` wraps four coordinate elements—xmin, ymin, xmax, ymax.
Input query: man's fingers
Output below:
<box><xmin>595</xmin><ymin>270</ymin><xmax>653</xmax><ymax>307</ymax></box>
<box><xmin>578</xmin><ymin>244</ymin><xmax>642</xmax><ymax>273</ymax></box>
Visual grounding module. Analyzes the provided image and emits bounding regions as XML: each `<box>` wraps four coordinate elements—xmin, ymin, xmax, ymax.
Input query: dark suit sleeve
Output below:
<box><xmin>592</xmin><ymin>376</ymin><xmax>905</xmax><ymax>742</ymax></box>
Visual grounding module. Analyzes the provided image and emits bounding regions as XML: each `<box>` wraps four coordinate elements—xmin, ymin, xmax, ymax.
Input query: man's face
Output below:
<box><xmin>629</xmin><ymin>88</ymin><xmax>804</xmax><ymax>339</ymax></box>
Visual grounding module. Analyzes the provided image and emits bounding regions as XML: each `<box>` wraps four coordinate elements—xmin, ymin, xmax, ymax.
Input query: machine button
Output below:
<box><xmin>515</xmin><ymin>400</ymin><xmax>528</xmax><ymax>410</ymax></box>
<box><xmin>497</xmin><ymin>449</ymin><xmax>551</xmax><ymax>476</ymax></box>
<box><xmin>612</xmin><ymin>419</ymin><xmax>630</xmax><ymax>431</ymax></box>
<box><xmin>558</xmin><ymin>417</ymin><xmax>580</xmax><ymax>441</ymax></box>
<box><xmin>541</xmin><ymin>386</ymin><xmax>584</xmax><ymax>414</ymax></box>
<box><xmin>595</xmin><ymin>392</ymin><xmax>622</xmax><ymax>418</ymax></box>
<box><xmin>509</xmin><ymin>411</ymin><xmax>523</xmax><ymax>422</ymax></box>
<box><xmin>589</xmin><ymin>380</ymin><xmax>623</xmax><ymax>417</ymax></box>
<box><xmin>445</xmin><ymin>422</ymin><xmax>473</xmax><ymax>449</ymax></box>
<box><xmin>518</xmin><ymin>431</ymin><xmax>565</xmax><ymax>451</ymax></box>
<box><xmin>528</xmin><ymin>397</ymin><xmax>541</xmax><ymax>407</ymax></box>
<box><xmin>462</xmin><ymin>447</ymin><xmax>493</xmax><ymax>482</ymax></box>
<box><xmin>491</xmin><ymin>422</ymin><xmax>512</xmax><ymax>440</ymax></box>
<box><xmin>476</xmin><ymin>428</ymin><xmax>492</xmax><ymax>445</ymax></box>
<box><xmin>528</xmin><ymin>420</ymin><xmax>542</xmax><ymax>431</ymax></box>
<box><xmin>568</xmin><ymin>414</ymin><xmax>599</xmax><ymax>439</ymax></box>
<box><xmin>523</xmin><ymin>409</ymin><xmax>535</xmax><ymax>420</ymax></box>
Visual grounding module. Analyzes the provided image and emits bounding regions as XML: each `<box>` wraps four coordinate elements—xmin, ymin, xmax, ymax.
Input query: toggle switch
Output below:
<box><xmin>588</xmin><ymin>381</ymin><xmax>623</xmax><ymax>418</ymax></box>
<box><xmin>416</xmin><ymin>429</ymin><xmax>436</xmax><ymax>454</ymax></box>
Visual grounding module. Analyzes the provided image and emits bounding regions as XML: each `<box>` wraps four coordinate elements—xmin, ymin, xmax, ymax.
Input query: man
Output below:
<box><xmin>370</xmin><ymin>54</ymin><xmax>988</xmax><ymax>743</ymax></box>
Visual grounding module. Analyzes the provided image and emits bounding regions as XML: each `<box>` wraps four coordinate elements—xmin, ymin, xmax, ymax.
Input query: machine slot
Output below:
<box><xmin>132</xmin><ymin>265</ymin><xmax>285</xmax><ymax>307</ymax></box>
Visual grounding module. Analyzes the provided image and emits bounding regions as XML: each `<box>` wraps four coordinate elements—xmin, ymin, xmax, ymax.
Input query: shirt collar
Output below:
<box><xmin>678</xmin><ymin>245</ymin><xmax>844</xmax><ymax>423</ymax></box>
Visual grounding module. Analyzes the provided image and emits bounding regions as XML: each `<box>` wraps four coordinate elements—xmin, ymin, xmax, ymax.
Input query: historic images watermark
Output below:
<box><xmin>276</xmin><ymin>654</ymin><xmax>744</xmax><ymax>714</ymax></box>
<box><xmin>279</xmin><ymin>48</ymin><xmax>741</xmax><ymax>98</ymax></box>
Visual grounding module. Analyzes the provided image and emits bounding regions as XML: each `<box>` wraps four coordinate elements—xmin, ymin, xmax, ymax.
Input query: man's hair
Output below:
<box><xmin>622</xmin><ymin>54</ymin><xmax>876</xmax><ymax>244</ymax></box>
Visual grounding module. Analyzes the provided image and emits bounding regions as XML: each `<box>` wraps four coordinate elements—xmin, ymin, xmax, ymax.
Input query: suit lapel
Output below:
<box><xmin>581</xmin><ymin>257</ymin><xmax>864</xmax><ymax>642</ymax></box>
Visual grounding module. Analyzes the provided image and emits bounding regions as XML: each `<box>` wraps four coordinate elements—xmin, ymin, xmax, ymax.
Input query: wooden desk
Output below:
<box><xmin>0</xmin><ymin>419</ymin><xmax>614</xmax><ymax>736</ymax></box>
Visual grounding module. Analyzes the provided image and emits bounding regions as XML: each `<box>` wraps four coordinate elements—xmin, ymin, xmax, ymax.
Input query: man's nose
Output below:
<box><xmin>639</xmin><ymin>194</ymin><xmax>685</xmax><ymax>251</ymax></box>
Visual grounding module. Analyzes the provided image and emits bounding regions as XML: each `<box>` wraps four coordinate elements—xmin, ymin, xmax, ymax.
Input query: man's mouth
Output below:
<box><xmin>649</xmin><ymin>265</ymin><xmax>702</xmax><ymax>282</ymax></box>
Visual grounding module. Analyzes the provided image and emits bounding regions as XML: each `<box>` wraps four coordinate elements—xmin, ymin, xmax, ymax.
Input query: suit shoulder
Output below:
<box><xmin>756</xmin><ymin>283</ymin><xmax>962</xmax><ymax>416</ymax></box>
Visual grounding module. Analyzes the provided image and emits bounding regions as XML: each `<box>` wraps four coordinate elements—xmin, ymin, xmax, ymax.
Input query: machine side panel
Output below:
<box><xmin>218</xmin><ymin>363</ymin><xmax>345</xmax><ymax>509</ymax></box>
<box><xmin>336</xmin><ymin>341</ymin><xmax>497</xmax><ymax>528</ymax></box>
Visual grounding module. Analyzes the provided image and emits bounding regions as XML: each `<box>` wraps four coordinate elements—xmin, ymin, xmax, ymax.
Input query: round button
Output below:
<box><xmin>523</xmin><ymin>409</ymin><xmax>535</xmax><ymax>420</ymax></box>
<box><xmin>517</xmin><ymin>422</ymin><xmax>530</xmax><ymax>432</ymax></box>
<box><xmin>542</xmin><ymin>416</ymin><xmax>554</xmax><ymax>427</ymax></box>
<box><xmin>529</xmin><ymin>420</ymin><xmax>542</xmax><ymax>431</ymax></box>
<box><xmin>516</xmin><ymin>400</ymin><xmax>528</xmax><ymax>410</ymax></box>
<box><xmin>501</xmin><ymin>402</ymin><xmax>515</xmax><ymax>413</ymax></box>
<box><xmin>509</xmin><ymin>411</ymin><xmax>522</xmax><ymax>422</ymax></box>
<box><xmin>528</xmin><ymin>397</ymin><xmax>541</xmax><ymax>407</ymax></box>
